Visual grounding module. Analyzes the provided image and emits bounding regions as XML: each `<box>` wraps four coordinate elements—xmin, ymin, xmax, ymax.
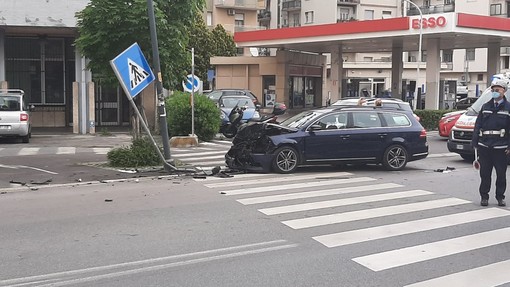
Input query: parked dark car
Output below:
<box><xmin>453</xmin><ymin>97</ymin><xmax>477</xmax><ymax>110</ymax></box>
<box><xmin>333</xmin><ymin>97</ymin><xmax>421</xmax><ymax>121</ymax></box>
<box><xmin>226</xmin><ymin>106</ymin><xmax>429</xmax><ymax>173</ymax></box>
<box><xmin>207</xmin><ymin>89</ymin><xmax>261</xmax><ymax>107</ymax></box>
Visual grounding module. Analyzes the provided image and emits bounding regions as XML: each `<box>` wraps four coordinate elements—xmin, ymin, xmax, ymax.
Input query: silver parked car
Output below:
<box><xmin>0</xmin><ymin>89</ymin><xmax>32</xmax><ymax>143</ymax></box>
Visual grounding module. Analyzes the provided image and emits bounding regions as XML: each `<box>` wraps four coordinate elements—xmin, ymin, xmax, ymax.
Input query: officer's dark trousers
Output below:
<box><xmin>478</xmin><ymin>147</ymin><xmax>507</xmax><ymax>200</ymax></box>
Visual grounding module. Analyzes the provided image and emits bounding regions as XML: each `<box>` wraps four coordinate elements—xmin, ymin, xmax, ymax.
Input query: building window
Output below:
<box><xmin>236</xmin><ymin>47</ymin><xmax>244</xmax><ymax>56</ymax></box>
<box><xmin>442</xmin><ymin>50</ymin><xmax>453</xmax><ymax>62</ymax></box>
<box><xmin>364</xmin><ymin>10</ymin><xmax>374</xmax><ymax>20</ymax></box>
<box><xmin>490</xmin><ymin>4</ymin><xmax>502</xmax><ymax>15</ymax></box>
<box><xmin>424</xmin><ymin>0</ymin><xmax>431</xmax><ymax>7</ymax></box>
<box><xmin>444</xmin><ymin>0</ymin><xmax>452</xmax><ymax>4</ymax></box>
<box><xmin>382</xmin><ymin>11</ymin><xmax>392</xmax><ymax>19</ymax></box>
<box><xmin>337</xmin><ymin>8</ymin><xmax>350</xmax><ymax>21</ymax></box>
<box><xmin>5</xmin><ymin>37</ymin><xmax>68</xmax><ymax>105</ymax></box>
<box><xmin>291</xmin><ymin>13</ymin><xmax>300</xmax><ymax>26</ymax></box>
<box><xmin>305</xmin><ymin>11</ymin><xmax>314</xmax><ymax>24</ymax></box>
<box><xmin>504</xmin><ymin>56</ymin><xmax>510</xmax><ymax>69</ymax></box>
<box><xmin>477</xmin><ymin>74</ymin><xmax>484</xmax><ymax>81</ymax></box>
<box><xmin>206</xmin><ymin>12</ymin><xmax>213</xmax><ymax>26</ymax></box>
<box><xmin>466</xmin><ymin>49</ymin><xmax>475</xmax><ymax>61</ymax></box>
<box><xmin>235</xmin><ymin>13</ymin><xmax>245</xmax><ymax>27</ymax></box>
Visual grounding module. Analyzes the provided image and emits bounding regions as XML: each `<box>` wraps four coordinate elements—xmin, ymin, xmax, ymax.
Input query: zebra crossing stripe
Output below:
<box><xmin>403</xmin><ymin>259</ymin><xmax>510</xmax><ymax>287</ymax></box>
<box><xmin>172</xmin><ymin>151</ymin><xmax>226</xmax><ymax>158</ymax></box>
<box><xmin>56</xmin><ymin>147</ymin><xmax>76</xmax><ymax>154</ymax></box>
<box><xmin>282</xmin><ymin>198</ymin><xmax>470</xmax><ymax>229</ymax></box>
<box><xmin>353</xmin><ymin>226</ymin><xmax>510</xmax><ymax>271</ymax></box>
<box><xmin>92</xmin><ymin>148</ymin><xmax>111</xmax><ymax>154</ymax></box>
<box><xmin>199</xmin><ymin>141</ymin><xmax>232</xmax><ymax>146</ymax></box>
<box><xmin>205</xmin><ymin>172</ymin><xmax>358</xmax><ymax>189</ymax></box>
<box><xmin>193</xmin><ymin>173</ymin><xmax>269</xmax><ymax>181</ymax></box>
<box><xmin>220</xmin><ymin>173</ymin><xmax>354</xmax><ymax>195</ymax></box>
<box><xmin>17</xmin><ymin>148</ymin><xmax>40</xmax><ymax>155</ymax></box>
<box><xmin>178</xmin><ymin>155</ymin><xmax>225</xmax><ymax>162</ymax></box>
<box><xmin>313</xmin><ymin>208</ymin><xmax>510</xmax><ymax>248</ymax></box>
<box><xmin>259</xmin><ymin>190</ymin><xmax>433</xmax><ymax>215</ymax></box>
<box><xmin>238</xmin><ymin>182</ymin><xmax>399</xmax><ymax>205</ymax></box>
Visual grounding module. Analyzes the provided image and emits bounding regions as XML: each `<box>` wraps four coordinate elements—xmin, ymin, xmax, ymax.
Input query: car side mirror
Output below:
<box><xmin>29</xmin><ymin>105</ymin><xmax>35</xmax><ymax>112</ymax></box>
<box><xmin>309</xmin><ymin>124</ymin><xmax>322</xmax><ymax>131</ymax></box>
<box><xmin>272</xmin><ymin>102</ymin><xmax>287</xmax><ymax>115</ymax></box>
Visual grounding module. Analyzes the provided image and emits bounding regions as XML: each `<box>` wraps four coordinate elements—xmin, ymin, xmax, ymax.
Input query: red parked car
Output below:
<box><xmin>438</xmin><ymin>110</ymin><xmax>465</xmax><ymax>137</ymax></box>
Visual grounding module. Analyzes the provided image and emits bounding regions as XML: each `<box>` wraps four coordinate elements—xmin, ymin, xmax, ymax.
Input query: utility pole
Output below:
<box><xmin>147</xmin><ymin>0</ymin><xmax>171</xmax><ymax>162</ymax></box>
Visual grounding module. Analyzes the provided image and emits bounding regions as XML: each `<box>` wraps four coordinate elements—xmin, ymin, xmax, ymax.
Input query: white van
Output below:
<box><xmin>0</xmin><ymin>89</ymin><xmax>32</xmax><ymax>143</ymax></box>
<box><xmin>447</xmin><ymin>74</ymin><xmax>510</xmax><ymax>160</ymax></box>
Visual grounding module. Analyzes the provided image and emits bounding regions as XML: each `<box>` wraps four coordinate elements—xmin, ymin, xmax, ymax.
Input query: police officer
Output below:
<box><xmin>471</xmin><ymin>79</ymin><xmax>510</xmax><ymax>206</ymax></box>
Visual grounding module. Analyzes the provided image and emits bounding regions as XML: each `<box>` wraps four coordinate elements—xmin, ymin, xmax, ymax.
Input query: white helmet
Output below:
<box><xmin>491</xmin><ymin>79</ymin><xmax>508</xmax><ymax>91</ymax></box>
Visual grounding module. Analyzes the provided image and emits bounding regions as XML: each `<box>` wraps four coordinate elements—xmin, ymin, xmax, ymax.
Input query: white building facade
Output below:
<box><xmin>224</xmin><ymin>0</ymin><xmax>510</xmax><ymax>109</ymax></box>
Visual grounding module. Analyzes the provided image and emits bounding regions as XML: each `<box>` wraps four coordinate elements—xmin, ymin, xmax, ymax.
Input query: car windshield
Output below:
<box><xmin>207</xmin><ymin>91</ymin><xmax>223</xmax><ymax>102</ymax></box>
<box><xmin>0</xmin><ymin>95</ymin><xmax>21</xmax><ymax>111</ymax></box>
<box><xmin>279</xmin><ymin>110</ymin><xmax>327</xmax><ymax>128</ymax></box>
<box><xmin>467</xmin><ymin>87</ymin><xmax>494</xmax><ymax>115</ymax></box>
<box><xmin>220</xmin><ymin>97</ymin><xmax>254</xmax><ymax>109</ymax></box>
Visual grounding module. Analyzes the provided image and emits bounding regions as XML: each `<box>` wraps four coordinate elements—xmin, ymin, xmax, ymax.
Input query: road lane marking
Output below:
<box><xmin>205</xmin><ymin>172</ymin><xmax>360</xmax><ymax>188</ymax></box>
<box><xmin>220</xmin><ymin>173</ymin><xmax>355</xmax><ymax>195</ymax></box>
<box><xmin>56</xmin><ymin>147</ymin><xmax>76</xmax><ymax>154</ymax></box>
<box><xmin>353</xmin><ymin>226</ymin><xmax>510</xmax><ymax>271</ymax></box>
<box><xmin>193</xmin><ymin>173</ymin><xmax>269</xmax><ymax>181</ymax></box>
<box><xmin>0</xmin><ymin>240</ymin><xmax>296</xmax><ymax>286</ymax></box>
<box><xmin>282</xmin><ymin>198</ymin><xmax>470</xmax><ymax>229</ymax></box>
<box><xmin>92</xmin><ymin>148</ymin><xmax>110</xmax><ymax>154</ymax></box>
<box><xmin>238</xmin><ymin>182</ymin><xmax>400</xmax><ymax>205</ymax></box>
<box><xmin>314</xmin><ymin>208</ymin><xmax>510</xmax><ymax>247</ymax></box>
<box><xmin>17</xmin><ymin>147</ymin><xmax>40</xmax><ymax>155</ymax></box>
<box><xmin>404</xmin><ymin>259</ymin><xmax>510</xmax><ymax>287</ymax></box>
<box><xmin>260</xmin><ymin>190</ymin><xmax>433</xmax><ymax>215</ymax></box>
<box><xmin>172</xmin><ymin>150</ymin><xmax>227</xmax><ymax>157</ymax></box>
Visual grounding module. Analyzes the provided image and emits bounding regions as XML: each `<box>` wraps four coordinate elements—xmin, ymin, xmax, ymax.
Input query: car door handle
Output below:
<box><xmin>340</xmin><ymin>135</ymin><xmax>350</xmax><ymax>140</ymax></box>
<box><xmin>378</xmin><ymin>133</ymin><xmax>387</xmax><ymax>138</ymax></box>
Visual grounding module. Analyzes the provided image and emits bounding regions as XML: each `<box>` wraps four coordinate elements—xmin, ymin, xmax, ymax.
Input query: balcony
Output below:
<box><xmin>501</xmin><ymin>47</ymin><xmax>510</xmax><ymax>55</ymax></box>
<box><xmin>214</xmin><ymin>0</ymin><xmax>265</xmax><ymax>10</ymax></box>
<box><xmin>258</xmin><ymin>10</ymin><xmax>271</xmax><ymax>22</ymax></box>
<box><xmin>282</xmin><ymin>0</ymin><xmax>301</xmax><ymax>11</ymax></box>
<box><xmin>337</xmin><ymin>0</ymin><xmax>359</xmax><ymax>5</ymax></box>
<box><xmin>407</xmin><ymin>3</ymin><xmax>455</xmax><ymax>16</ymax></box>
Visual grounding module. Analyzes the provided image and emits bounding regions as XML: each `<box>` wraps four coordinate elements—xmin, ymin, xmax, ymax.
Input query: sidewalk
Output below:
<box><xmin>31</xmin><ymin>127</ymin><xmax>133</xmax><ymax>148</ymax></box>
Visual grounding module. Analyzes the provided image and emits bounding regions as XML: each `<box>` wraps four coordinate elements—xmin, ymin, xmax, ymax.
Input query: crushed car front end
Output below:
<box><xmin>225</xmin><ymin>122</ymin><xmax>298</xmax><ymax>172</ymax></box>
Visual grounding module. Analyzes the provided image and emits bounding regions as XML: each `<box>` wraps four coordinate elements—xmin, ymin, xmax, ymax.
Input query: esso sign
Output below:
<box><xmin>412</xmin><ymin>16</ymin><xmax>447</xmax><ymax>29</ymax></box>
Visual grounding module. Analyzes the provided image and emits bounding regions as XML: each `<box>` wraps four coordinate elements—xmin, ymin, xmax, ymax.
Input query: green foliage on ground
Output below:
<box><xmin>107</xmin><ymin>137</ymin><xmax>161</xmax><ymax>167</ymax></box>
<box><xmin>166</xmin><ymin>91</ymin><xmax>221</xmax><ymax>141</ymax></box>
<box><xmin>414</xmin><ymin>109</ymin><xmax>451</xmax><ymax>131</ymax></box>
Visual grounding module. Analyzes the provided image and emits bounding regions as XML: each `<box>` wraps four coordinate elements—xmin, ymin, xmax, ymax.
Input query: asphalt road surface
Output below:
<box><xmin>2</xmin><ymin>131</ymin><xmax>510</xmax><ymax>286</ymax></box>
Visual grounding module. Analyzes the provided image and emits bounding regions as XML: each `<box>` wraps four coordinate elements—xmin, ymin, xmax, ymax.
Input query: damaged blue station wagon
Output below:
<box><xmin>225</xmin><ymin>106</ymin><xmax>428</xmax><ymax>173</ymax></box>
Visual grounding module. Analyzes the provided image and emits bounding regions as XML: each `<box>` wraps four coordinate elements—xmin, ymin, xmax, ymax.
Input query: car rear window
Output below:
<box><xmin>381</xmin><ymin>112</ymin><xmax>411</xmax><ymax>127</ymax></box>
<box><xmin>0</xmin><ymin>96</ymin><xmax>21</xmax><ymax>111</ymax></box>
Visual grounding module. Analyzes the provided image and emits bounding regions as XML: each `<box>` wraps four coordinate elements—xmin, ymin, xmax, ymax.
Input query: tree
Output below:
<box><xmin>187</xmin><ymin>12</ymin><xmax>212</xmax><ymax>90</ymax></box>
<box><xmin>75</xmin><ymin>0</ymin><xmax>205</xmax><ymax>90</ymax></box>
<box><xmin>186</xmin><ymin>22</ymin><xmax>237</xmax><ymax>91</ymax></box>
<box><xmin>211</xmin><ymin>25</ymin><xmax>237</xmax><ymax>57</ymax></box>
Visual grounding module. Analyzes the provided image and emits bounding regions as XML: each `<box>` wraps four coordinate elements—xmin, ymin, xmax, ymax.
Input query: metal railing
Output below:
<box><xmin>407</xmin><ymin>3</ymin><xmax>454</xmax><ymax>16</ymax></box>
<box><xmin>214</xmin><ymin>0</ymin><xmax>264</xmax><ymax>10</ymax></box>
<box><xmin>282</xmin><ymin>0</ymin><xmax>301</xmax><ymax>10</ymax></box>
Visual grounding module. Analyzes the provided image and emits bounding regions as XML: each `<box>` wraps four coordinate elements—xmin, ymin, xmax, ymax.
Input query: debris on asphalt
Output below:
<box><xmin>9</xmin><ymin>180</ymin><xmax>26</xmax><ymax>185</ymax></box>
<box><xmin>105</xmin><ymin>199</ymin><xmax>113</xmax><ymax>202</ymax></box>
<box><xmin>434</xmin><ymin>166</ymin><xmax>456</xmax><ymax>173</ymax></box>
<box><xmin>30</xmin><ymin>178</ymin><xmax>53</xmax><ymax>185</ymax></box>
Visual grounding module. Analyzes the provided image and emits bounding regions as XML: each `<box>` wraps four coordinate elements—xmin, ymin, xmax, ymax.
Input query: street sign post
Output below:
<box><xmin>110</xmin><ymin>43</ymin><xmax>174</xmax><ymax>170</ymax></box>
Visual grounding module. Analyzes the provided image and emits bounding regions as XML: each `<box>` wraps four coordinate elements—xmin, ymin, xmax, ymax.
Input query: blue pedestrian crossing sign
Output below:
<box><xmin>110</xmin><ymin>43</ymin><xmax>155</xmax><ymax>98</ymax></box>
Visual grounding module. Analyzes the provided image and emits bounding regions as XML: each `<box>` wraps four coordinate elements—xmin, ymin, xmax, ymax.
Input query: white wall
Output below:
<box><xmin>0</xmin><ymin>0</ymin><xmax>88</xmax><ymax>27</ymax></box>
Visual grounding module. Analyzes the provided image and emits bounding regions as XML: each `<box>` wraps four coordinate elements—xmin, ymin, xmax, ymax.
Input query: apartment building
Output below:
<box><xmin>212</xmin><ymin>0</ymin><xmax>510</xmax><ymax>110</ymax></box>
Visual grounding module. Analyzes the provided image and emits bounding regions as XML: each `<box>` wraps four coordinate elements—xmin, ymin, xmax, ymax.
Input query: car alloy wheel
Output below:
<box><xmin>382</xmin><ymin>144</ymin><xmax>408</xmax><ymax>171</ymax></box>
<box><xmin>272</xmin><ymin>146</ymin><xmax>299</xmax><ymax>173</ymax></box>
